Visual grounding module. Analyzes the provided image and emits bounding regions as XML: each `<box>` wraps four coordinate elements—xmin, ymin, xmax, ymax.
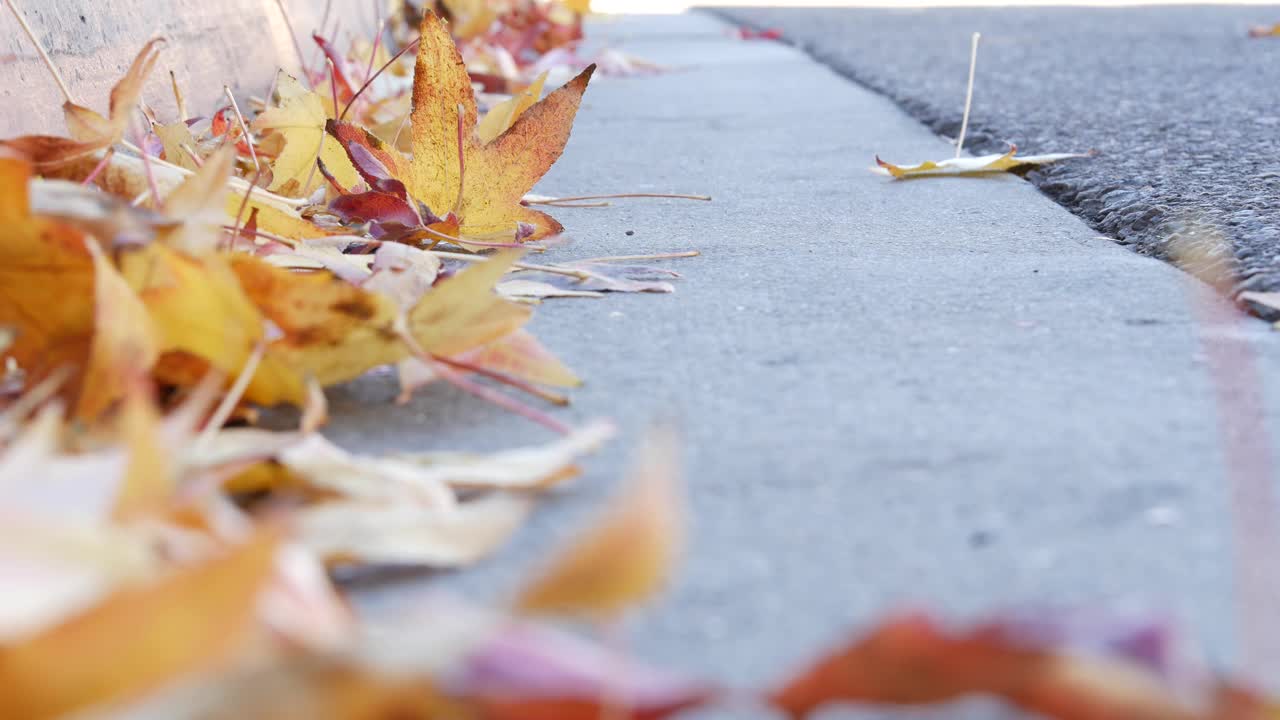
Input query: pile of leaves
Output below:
<box><xmin>0</xmin><ymin>1</ymin><xmax>1276</xmax><ymax>718</ymax></box>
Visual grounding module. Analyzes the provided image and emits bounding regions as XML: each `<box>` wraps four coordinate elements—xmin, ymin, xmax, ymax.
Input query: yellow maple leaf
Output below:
<box><xmin>476</xmin><ymin>72</ymin><xmax>549</xmax><ymax>144</ymax></box>
<box><xmin>230</xmin><ymin>248</ymin><xmax>531</xmax><ymax>390</ymax></box>
<box><xmin>152</xmin><ymin>120</ymin><xmax>201</xmax><ymax>171</ymax></box>
<box><xmin>253</xmin><ymin>73</ymin><xmax>361</xmax><ymax>198</ymax></box>
<box><xmin>403</xmin><ymin>12</ymin><xmax>594</xmax><ymax>242</ymax></box>
<box><xmin>77</xmin><ymin>241</ymin><xmax>159</xmax><ymax>420</ymax></box>
<box><xmin>117</xmin><ymin>244</ymin><xmax>305</xmax><ymax>405</ymax></box>
<box><xmin>112</xmin><ymin>380</ymin><xmax>173</xmax><ymax>519</ymax></box>
<box><xmin>0</xmin><ymin>154</ymin><xmax>97</xmax><ymax>395</ymax></box>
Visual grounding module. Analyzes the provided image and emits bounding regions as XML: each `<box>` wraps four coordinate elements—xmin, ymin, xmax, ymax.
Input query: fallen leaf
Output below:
<box><xmin>477</xmin><ymin>72</ymin><xmax>549</xmax><ymax>144</ymax></box>
<box><xmin>76</xmin><ymin>239</ymin><xmax>159</xmax><ymax>420</ymax></box>
<box><xmin>301</xmin><ymin>493</ymin><xmax>531</xmax><ymax>567</ymax></box>
<box><xmin>152</xmin><ymin>121</ymin><xmax>201</xmax><ymax>171</ymax></box>
<box><xmin>0</xmin><ymin>531</ymin><xmax>279</xmax><ymax>720</ymax></box>
<box><xmin>253</xmin><ymin>73</ymin><xmax>361</xmax><ymax>197</ymax></box>
<box><xmin>459</xmin><ymin>621</ymin><xmax>716</xmax><ymax>720</ymax></box>
<box><xmin>515</xmin><ymin>424</ymin><xmax>683</xmax><ymax>618</ymax></box>
<box><xmin>0</xmin><ymin>154</ymin><xmax>98</xmax><ymax>397</ymax></box>
<box><xmin>86</xmin><ymin>657</ymin><xmax>466</xmax><ymax>720</ymax></box>
<box><xmin>2</xmin><ymin>40</ymin><xmax>163</xmax><ymax>169</ymax></box>
<box><xmin>387</xmin><ymin>418</ymin><xmax>614</xmax><ymax>490</ymax></box>
<box><xmin>874</xmin><ymin>145</ymin><xmax>1088</xmax><ymax>178</ymax></box>
<box><xmin>117</xmin><ymin>244</ymin><xmax>305</xmax><ymax>405</ymax></box>
<box><xmin>335</xmin><ymin>12</ymin><xmax>595</xmax><ymax>243</ymax></box>
<box><xmin>768</xmin><ymin>611</ymin><xmax>1260</xmax><ymax>720</ymax></box>
<box><xmin>443</xmin><ymin>0</ymin><xmax>502</xmax><ymax>40</ymax></box>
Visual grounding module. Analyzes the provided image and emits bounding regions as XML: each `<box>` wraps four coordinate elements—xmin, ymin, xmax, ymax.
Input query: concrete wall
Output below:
<box><xmin>0</xmin><ymin>0</ymin><xmax>341</xmax><ymax>135</ymax></box>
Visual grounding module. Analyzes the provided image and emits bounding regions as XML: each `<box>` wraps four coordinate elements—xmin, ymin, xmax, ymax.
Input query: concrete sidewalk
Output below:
<box><xmin>341</xmin><ymin>11</ymin><xmax>1280</xmax><ymax>716</ymax></box>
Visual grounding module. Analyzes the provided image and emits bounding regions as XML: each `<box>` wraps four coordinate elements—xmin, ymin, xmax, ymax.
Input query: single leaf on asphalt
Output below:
<box><xmin>0</xmin><ymin>531</ymin><xmax>278</xmax><ymax>720</ymax></box>
<box><xmin>874</xmin><ymin>145</ymin><xmax>1088</xmax><ymax>179</ymax></box>
<box><xmin>515</xmin><ymin>424</ymin><xmax>683</xmax><ymax>618</ymax></box>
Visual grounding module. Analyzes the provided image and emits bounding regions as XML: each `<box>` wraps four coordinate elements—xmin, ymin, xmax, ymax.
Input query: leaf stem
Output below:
<box><xmin>451</xmin><ymin>103</ymin><xmax>466</xmax><ymax>217</ymax></box>
<box><xmin>3</xmin><ymin>0</ymin><xmax>74</xmax><ymax>105</ymax></box>
<box><xmin>197</xmin><ymin>341</ymin><xmax>266</xmax><ymax>447</ymax></box>
<box><xmin>169</xmin><ymin>70</ymin><xmax>188</xmax><ymax>122</ymax></box>
<box><xmin>955</xmin><ymin>31</ymin><xmax>980</xmax><ymax>159</ymax></box>
<box><xmin>432</xmin><ymin>354</ymin><xmax>569</xmax><ymax>407</ymax></box>
<box><xmin>223</xmin><ymin>86</ymin><xmax>260</xmax><ymax>172</ymax></box>
<box><xmin>272</xmin><ymin>0</ymin><xmax>311</xmax><ymax>82</ymax></box>
<box><xmin>81</xmin><ymin>147</ymin><xmax>115</xmax><ymax>186</ymax></box>
<box><xmin>339</xmin><ymin>37</ymin><xmax>420</xmax><ymax>121</ymax></box>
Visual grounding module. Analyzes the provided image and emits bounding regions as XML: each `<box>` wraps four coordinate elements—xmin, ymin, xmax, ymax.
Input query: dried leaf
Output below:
<box><xmin>402</xmin><ymin>13</ymin><xmax>594</xmax><ymax>241</ymax></box>
<box><xmin>152</xmin><ymin>121</ymin><xmax>201</xmax><ymax>171</ymax></box>
<box><xmin>874</xmin><ymin>145</ymin><xmax>1088</xmax><ymax>178</ymax></box>
<box><xmin>2</xmin><ymin>40</ymin><xmax>163</xmax><ymax>169</ymax></box>
<box><xmin>387</xmin><ymin>419</ymin><xmax>613</xmax><ymax>490</ymax></box>
<box><xmin>0</xmin><ymin>154</ymin><xmax>97</xmax><ymax>395</ymax></box>
<box><xmin>253</xmin><ymin>73</ymin><xmax>361</xmax><ymax>197</ymax></box>
<box><xmin>118</xmin><ymin>245</ymin><xmax>305</xmax><ymax>405</ymax></box>
<box><xmin>459</xmin><ymin>621</ymin><xmax>716</xmax><ymax>720</ymax></box>
<box><xmin>768</xmin><ymin>611</ymin><xmax>1258</xmax><ymax>720</ymax></box>
<box><xmin>77</xmin><ymin>241</ymin><xmax>159</xmax><ymax>419</ymax></box>
<box><xmin>301</xmin><ymin>494</ymin><xmax>531</xmax><ymax>566</ymax></box>
<box><xmin>477</xmin><ymin>72</ymin><xmax>549</xmax><ymax>144</ymax></box>
<box><xmin>0</xmin><ymin>532</ymin><xmax>279</xmax><ymax>720</ymax></box>
<box><xmin>515</xmin><ymin>424</ymin><xmax>683</xmax><ymax>618</ymax></box>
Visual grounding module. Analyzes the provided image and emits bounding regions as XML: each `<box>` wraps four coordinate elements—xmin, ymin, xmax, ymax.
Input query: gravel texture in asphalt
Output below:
<box><xmin>719</xmin><ymin>5</ymin><xmax>1280</xmax><ymax>313</ymax></box>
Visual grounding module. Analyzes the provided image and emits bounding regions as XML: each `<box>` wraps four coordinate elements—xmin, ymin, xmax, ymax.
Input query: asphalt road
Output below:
<box><xmin>337</xmin><ymin>11</ymin><xmax>1280</xmax><ymax>718</ymax></box>
<box><xmin>720</xmin><ymin>4</ymin><xmax>1280</xmax><ymax>316</ymax></box>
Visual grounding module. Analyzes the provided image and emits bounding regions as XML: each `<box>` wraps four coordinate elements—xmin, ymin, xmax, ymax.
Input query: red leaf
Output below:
<box><xmin>326</xmin><ymin>119</ymin><xmax>407</xmax><ymax>184</ymax></box>
<box><xmin>210</xmin><ymin>106</ymin><xmax>234</xmax><ymax>137</ymax></box>
<box><xmin>329</xmin><ymin>191</ymin><xmax>421</xmax><ymax>230</ymax></box>
<box><xmin>312</xmin><ymin>33</ymin><xmax>356</xmax><ymax>103</ymax></box>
